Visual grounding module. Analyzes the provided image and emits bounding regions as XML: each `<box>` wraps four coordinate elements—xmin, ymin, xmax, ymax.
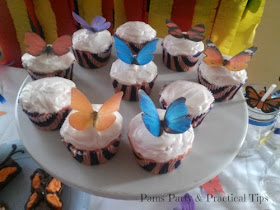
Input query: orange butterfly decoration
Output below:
<box><xmin>0</xmin><ymin>111</ymin><xmax>6</xmax><ymax>116</ymax></box>
<box><xmin>245</xmin><ymin>86</ymin><xmax>280</xmax><ymax>113</ymax></box>
<box><xmin>69</xmin><ymin>88</ymin><xmax>123</xmax><ymax>131</ymax></box>
<box><xmin>24</xmin><ymin>32</ymin><xmax>72</xmax><ymax>56</ymax></box>
<box><xmin>203</xmin><ymin>40</ymin><xmax>258</xmax><ymax>71</ymax></box>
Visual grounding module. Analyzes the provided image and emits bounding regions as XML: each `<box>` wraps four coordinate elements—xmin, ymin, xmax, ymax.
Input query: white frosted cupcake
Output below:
<box><xmin>128</xmin><ymin>110</ymin><xmax>194</xmax><ymax>174</ymax></box>
<box><xmin>115</xmin><ymin>21</ymin><xmax>156</xmax><ymax>54</ymax></box>
<box><xmin>159</xmin><ymin>80</ymin><xmax>214</xmax><ymax>128</ymax></box>
<box><xmin>110</xmin><ymin>59</ymin><xmax>158</xmax><ymax>101</ymax></box>
<box><xmin>128</xmin><ymin>90</ymin><xmax>194</xmax><ymax>174</ymax></box>
<box><xmin>60</xmin><ymin>104</ymin><xmax>123</xmax><ymax>165</ymax></box>
<box><xmin>162</xmin><ymin>20</ymin><xmax>205</xmax><ymax>72</ymax></box>
<box><xmin>22</xmin><ymin>52</ymin><xmax>75</xmax><ymax>80</ymax></box>
<box><xmin>198</xmin><ymin>58</ymin><xmax>247</xmax><ymax>102</ymax></box>
<box><xmin>19</xmin><ymin>77</ymin><xmax>75</xmax><ymax>131</ymax></box>
<box><xmin>72</xmin><ymin>13</ymin><xmax>113</xmax><ymax>69</ymax></box>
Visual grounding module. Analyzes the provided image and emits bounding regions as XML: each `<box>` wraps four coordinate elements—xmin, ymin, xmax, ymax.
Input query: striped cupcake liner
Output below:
<box><xmin>162</xmin><ymin>45</ymin><xmax>201</xmax><ymax>72</ymax></box>
<box><xmin>61</xmin><ymin>136</ymin><xmax>121</xmax><ymax>165</ymax></box>
<box><xmin>25</xmin><ymin>63</ymin><xmax>74</xmax><ymax>80</ymax></box>
<box><xmin>114</xmin><ymin>35</ymin><xmax>149</xmax><ymax>55</ymax></box>
<box><xmin>112</xmin><ymin>76</ymin><xmax>157</xmax><ymax>101</ymax></box>
<box><xmin>198</xmin><ymin>69</ymin><xmax>245</xmax><ymax>102</ymax></box>
<box><xmin>22</xmin><ymin>106</ymin><xmax>71</xmax><ymax>131</ymax></box>
<box><xmin>128</xmin><ymin>136</ymin><xmax>192</xmax><ymax>174</ymax></box>
<box><xmin>73</xmin><ymin>45</ymin><xmax>112</xmax><ymax>69</ymax></box>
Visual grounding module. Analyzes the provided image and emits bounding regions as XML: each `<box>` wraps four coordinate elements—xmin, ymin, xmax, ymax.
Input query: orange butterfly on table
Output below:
<box><xmin>203</xmin><ymin>40</ymin><xmax>258</xmax><ymax>71</ymax></box>
<box><xmin>24</xmin><ymin>32</ymin><xmax>72</xmax><ymax>57</ymax></box>
<box><xmin>245</xmin><ymin>86</ymin><xmax>280</xmax><ymax>113</ymax></box>
<box><xmin>69</xmin><ymin>88</ymin><xmax>123</xmax><ymax>131</ymax></box>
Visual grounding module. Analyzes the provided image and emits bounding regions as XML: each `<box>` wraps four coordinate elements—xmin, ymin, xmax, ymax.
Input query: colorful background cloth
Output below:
<box><xmin>0</xmin><ymin>0</ymin><xmax>266</xmax><ymax>67</ymax></box>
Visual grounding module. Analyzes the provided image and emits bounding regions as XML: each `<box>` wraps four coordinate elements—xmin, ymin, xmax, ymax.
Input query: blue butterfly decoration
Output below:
<box><xmin>114</xmin><ymin>36</ymin><xmax>159</xmax><ymax>65</ymax></box>
<box><xmin>138</xmin><ymin>90</ymin><xmax>191</xmax><ymax>137</ymax></box>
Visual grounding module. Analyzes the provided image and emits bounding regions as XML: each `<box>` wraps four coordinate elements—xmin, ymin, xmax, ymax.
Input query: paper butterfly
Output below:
<box><xmin>200</xmin><ymin>176</ymin><xmax>225</xmax><ymax>196</ymax></box>
<box><xmin>25</xmin><ymin>169</ymin><xmax>62</xmax><ymax>209</ymax></box>
<box><xmin>203</xmin><ymin>40</ymin><xmax>258</xmax><ymax>71</ymax></box>
<box><xmin>114</xmin><ymin>36</ymin><xmax>159</xmax><ymax>65</ymax></box>
<box><xmin>24</xmin><ymin>32</ymin><xmax>72</xmax><ymax>57</ymax></box>
<box><xmin>139</xmin><ymin>90</ymin><xmax>191</xmax><ymax>137</ymax></box>
<box><xmin>0</xmin><ymin>144</ymin><xmax>24</xmax><ymax>190</ymax></box>
<box><xmin>245</xmin><ymin>86</ymin><xmax>280</xmax><ymax>113</ymax></box>
<box><xmin>165</xmin><ymin>19</ymin><xmax>205</xmax><ymax>42</ymax></box>
<box><xmin>72</xmin><ymin>12</ymin><xmax>110</xmax><ymax>32</ymax></box>
<box><xmin>173</xmin><ymin>193</ymin><xmax>195</xmax><ymax>210</ymax></box>
<box><xmin>0</xmin><ymin>111</ymin><xmax>6</xmax><ymax>116</ymax></box>
<box><xmin>69</xmin><ymin>88</ymin><xmax>123</xmax><ymax>131</ymax></box>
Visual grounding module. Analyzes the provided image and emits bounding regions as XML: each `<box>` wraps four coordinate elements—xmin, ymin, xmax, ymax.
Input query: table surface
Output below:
<box><xmin>0</xmin><ymin>64</ymin><xmax>277</xmax><ymax>209</ymax></box>
<box><xmin>15</xmin><ymin>45</ymin><xmax>248</xmax><ymax>200</ymax></box>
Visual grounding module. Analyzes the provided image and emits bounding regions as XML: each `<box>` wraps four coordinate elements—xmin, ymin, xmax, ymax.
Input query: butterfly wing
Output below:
<box><xmin>24</xmin><ymin>32</ymin><xmax>46</xmax><ymax>56</ymax></box>
<box><xmin>203</xmin><ymin>40</ymin><xmax>224</xmax><ymax>67</ymax></box>
<box><xmin>262</xmin><ymin>98</ymin><xmax>280</xmax><ymax>113</ymax></box>
<box><xmin>95</xmin><ymin>92</ymin><xmax>123</xmax><ymax>131</ymax></box>
<box><xmin>164</xmin><ymin>97</ymin><xmax>191</xmax><ymax>134</ymax></box>
<box><xmin>136</xmin><ymin>39</ymin><xmax>159</xmax><ymax>65</ymax></box>
<box><xmin>52</xmin><ymin>35</ymin><xmax>72</xmax><ymax>56</ymax></box>
<box><xmin>225</xmin><ymin>46</ymin><xmax>258</xmax><ymax>71</ymax></box>
<box><xmin>91</xmin><ymin>15</ymin><xmax>110</xmax><ymax>32</ymax></box>
<box><xmin>0</xmin><ymin>111</ymin><xmax>6</xmax><ymax>116</ymax></box>
<box><xmin>114</xmin><ymin>36</ymin><xmax>134</xmax><ymax>64</ymax></box>
<box><xmin>72</xmin><ymin>12</ymin><xmax>92</xmax><ymax>31</ymax></box>
<box><xmin>139</xmin><ymin>90</ymin><xmax>161</xmax><ymax>137</ymax></box>
<box><xmin>0</xmin><ymin>167</ymin><xmax>17</xmax><ymax>182</ymax></box>
<box><xmin>46</xmin><ymin>178</ymin><xmax>62</xmax><ymax>193</ymax></box>
<box><xmin>69</xmin><ymin>88</ymin><xmax>93</xmax><ymax>130</ymax></box>
<box><xmin>165</xmin><ymin>19</ymin><xmax>184</xmax><ymax>38</ymax></box>
<box><xmin>185</xmin><ymin>24</ymin><xmax>205</xmax><ymax>42</ymax></box>
<box><xmin>245</xmin><ymin>86</ymin><xmax>261</xmax><ymax>109</ymax></box>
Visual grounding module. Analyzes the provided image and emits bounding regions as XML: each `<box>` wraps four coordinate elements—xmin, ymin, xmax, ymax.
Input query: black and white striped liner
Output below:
<box><xmin>25</xmin><ymin>63</ymin><xmax>74</xmax><ymax>80</ymax></box>
<box><xmin>162</xmin><ymin>45</ymin><xmax>201</xmax><ymax>72</ymax></box>
<box><xmin>198</xmin><ymin>69</ymin><xmax>245</xmax><ymax>102</ymax></box>
<box><xmin>22</xmin><ymin>106</ymin><xmax>71</xmax><ymax>131</ymax></box>
<box><xmin>112</xmin><ymin>76</ymin><xmax>157</xmax><ymax>101</ymax></box>
<box><xmin>61</xmin><ymin>136</ymin><xmax>121</xmax><ymax>165</ymax></box>
<box><xmin>73</xmin><ymin>45</ymin><xmax>112</xmax><ymax>69</ymax></box>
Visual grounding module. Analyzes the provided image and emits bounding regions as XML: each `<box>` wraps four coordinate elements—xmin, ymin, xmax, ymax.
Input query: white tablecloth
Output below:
<box><xmin>0</xmin><ymin>67</ymin><xmax>277</xmax><ymax>210</ymax></box>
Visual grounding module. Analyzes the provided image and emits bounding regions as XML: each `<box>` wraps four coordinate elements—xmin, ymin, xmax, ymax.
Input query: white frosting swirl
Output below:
<box><xmin>110</xmin><ymin>59</ymin><xmax>158</xmax><ymax>85</ymax></box>
<box><xmin>128</xmin><ymin>110</ymin><xmax>194</xmax><ymax>162</ymax></box>
<box><xmin>115</xmin><ymin>21</ymin><xmax>156</xmax><ymax>44</ymax></box>
<box><xmin>60</xmin><ymin>104</ymin><xmax>123</xmax><ymax>150</ymax></box>
<box><xmin>19</xmin><ymin>77</ymin><xmax>75</xmax><ymax>113</ymax></box>
<box><xmin>159</xmin><ymin>80</ymin><xmax>214</xmax><ymax>117</ymax></box>
<box><xmin>199</xmin><ymin>58</ymin><xmax>247</xmax><ymax>86</ymax></box>
<box><xmin>72</xmin><ymin>29</ymin><xmax>113</xmax><ymax>53</ymax></box>
<box><xmin>162</xmin><ymin>35</ymin><xmax>204</xmax><ymax>56</ymax></box>
<box><xmin>21</xmin><ymin>51</ymin><xmax>75</xmax><ymax>73</ymax></box>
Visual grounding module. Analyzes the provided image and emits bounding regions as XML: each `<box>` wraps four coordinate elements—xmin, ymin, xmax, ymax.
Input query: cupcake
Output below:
<box><xmin>19</xmin><ymin>77</ymin><xmax>75</xmax><ymax>131</ymax></box>
<box><xmin>128</xmin><ymin>90</ymin><xmax>194</xmax><ymax>174</ymax></box>
<box><xmin>162</xmin><ymin>19</ymin><xmax>205</xmax><ymax>72</ymax></box>
<box><xmin>22</xmin><ymin>32</ymin><xmax>75</xmax><ymax>80</ymax></box>
<box><xmin>115</xmin><ymin>21</ymin><xmax>156</xmax><ymax>54</ymax></box>
<box><xmin>111</xmin><ymin>36</ymin><xmax>158</xmax><ymax>101</ymax></box>
<box><xmin>60</xmin><ymin>88</ymin><xmax>123</xmax><ymax>165</ymax></box>
<box><xmin>198</xmin><ymin>40</ymin><xmax>258</xmax><ymax>102</ymax></box>
<box><xmin>72</xmin><ymin>13</ymin><xmax>113</xmax><ymax>69</ymax></box>
<box><xmin>159</xmin><ymin>80</ymin><xmax>214</xmax><ymax>128</ymax></box>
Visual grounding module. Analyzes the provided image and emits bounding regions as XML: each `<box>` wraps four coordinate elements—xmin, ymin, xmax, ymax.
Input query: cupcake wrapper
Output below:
<box><xmin>61</xmin><ymin>136</ymin><xmax>121</xmax><ymax>165</ymax></box>
<box><xmin>73</xmin><ymin>45</ymin><xmax>112</xmax><ymax>69</ymax></box>
<box><xmin>112</xmin><ymin>76</ymin><xmax>157</xmax><ymax>101</ymax></box>
<box><xmin>128</xmin><ymin>136</ymin><xmax>192</xmax><ymax>174</ymax></box>
<box><xmin>25</xmin><ymin>63</ymin><xmax>74</xmax><ymax>80</ymax></box>
<box><xmin>162</xmin><ymin>45</ymin><xmax>201</xmax><ymax>72</ymax></box>
<box><xmin>114</xmin><ymin>35</ymin><xmax>148</xmax><ymax>55</ymax></box>
<box><xmin>22</xmin><ymin>107</ymin><xmax>71</xmax><ymax>131</ymax></box>
<box><xmin>198</xmin><ymin>69</ymin><xmax>245</xmax><ymax>102</ymax></box>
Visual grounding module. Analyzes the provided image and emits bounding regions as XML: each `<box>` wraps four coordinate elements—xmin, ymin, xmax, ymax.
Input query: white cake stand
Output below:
<box><xmin>15</xmin><ymin>44</ymin><xmax>248</xmax><ymax>200</ymax></box>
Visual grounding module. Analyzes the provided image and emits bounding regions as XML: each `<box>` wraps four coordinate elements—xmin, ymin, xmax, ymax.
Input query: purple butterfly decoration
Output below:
<box><xmin>72</xmin><ymin>12</ymin><xmax>110</xmax><ymax>32</ymax></box>
<box><xmin>173</xmin><ymin>193</ymin><xmax>195</xmax><ymax>210</ymax></box>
